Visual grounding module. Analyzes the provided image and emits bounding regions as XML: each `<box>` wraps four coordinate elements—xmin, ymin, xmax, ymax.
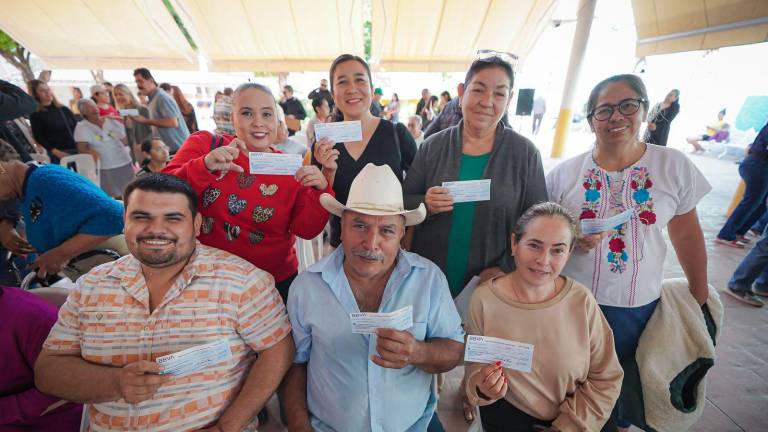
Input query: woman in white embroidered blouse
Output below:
<box><xmin>545</xmin><ymin>74</ymin><xmax>710</xmax><ymax>431</ymax></box>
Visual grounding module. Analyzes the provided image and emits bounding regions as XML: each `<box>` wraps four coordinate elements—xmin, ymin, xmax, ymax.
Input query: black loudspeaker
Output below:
<box><xmin>516</xmin><ymin>88</ymin><xmax>535</xmax><ymax>116</ymax></box>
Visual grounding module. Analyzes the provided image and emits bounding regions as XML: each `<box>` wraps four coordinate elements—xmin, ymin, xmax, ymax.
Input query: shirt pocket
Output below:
<box><xmin>79</xmin><ymin>307</ymin><xmax>128</xmax><ymax>364</ymax></box>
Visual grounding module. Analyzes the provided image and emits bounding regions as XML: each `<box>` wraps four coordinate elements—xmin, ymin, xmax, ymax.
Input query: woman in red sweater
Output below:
<box><xmin>164</xmin><ymin>83</ymin><xmax>332</xmax><ymax>302</ymax></box>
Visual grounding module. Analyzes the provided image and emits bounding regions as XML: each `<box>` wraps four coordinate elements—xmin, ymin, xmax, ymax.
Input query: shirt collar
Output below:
<box><xmin>309</xmin><ymin>247</ymin><xmax>427</xmax><ymax>307</ymax></box>
<box><xmin>106</xmin><ymin>242</ymin><xmax>216</xmax><ymax>306</ymax></box>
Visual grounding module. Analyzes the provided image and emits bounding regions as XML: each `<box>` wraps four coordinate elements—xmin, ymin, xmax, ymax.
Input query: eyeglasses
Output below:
<box><xmin>476</xmin><ymin>49</ymin><xmax>518</xmax><ymax>64</ymax></box>
<box><xmin>589</xmin><ymin>98</ymin><xmax>646</xmax><ymax>121</ymax></box>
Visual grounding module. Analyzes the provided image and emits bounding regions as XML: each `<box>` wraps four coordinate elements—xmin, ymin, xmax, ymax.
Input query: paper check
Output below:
<box><xmin>157</xmin><ymin>338</ymin><xmax>232</xmax><ymax>376</ymax></box>
<box><xmin>580</xmin><ymin>208</ymin><xmax>634</xmax><ymax>234</ymax></box>
<box><xmin>118</xmin><ymin>109</ymin><xmax>139</xmax><ymax>116</ymax></box>
<box><xmin>442</xmin><ymin>179</ymin><xmax>491</xmax><ymax>203</ymax></box>
<box><xmin>249</xmin><ymin>152</ymin><xmax>303</xmax><ymax>175</ymax></box>
<box><xmin>350</xmin><ymin>305</ymin><xmax>413</xmax><ymax>334</ymax></box>
<box><xmin>314</xmin><ymin>120</ymin><xmax>363</xmax><ymax>143</ymax></box>
<box><xmin>464</xmin><ymin>335</ymin><xmax>534</xmax><ymax>373</ymax></box>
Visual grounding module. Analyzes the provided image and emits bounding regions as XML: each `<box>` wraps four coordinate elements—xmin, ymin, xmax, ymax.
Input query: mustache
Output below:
<box><xmin>352</xmin><ymin>249</ymin><xmax>385</xmax><ymax>262</ymax></box>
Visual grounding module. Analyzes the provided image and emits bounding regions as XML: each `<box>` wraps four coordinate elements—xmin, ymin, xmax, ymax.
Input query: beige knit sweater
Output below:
<box><xmin>464</xmin><ymin>276</ymin><xmax>624</xmax><ymax>432</ymax></box>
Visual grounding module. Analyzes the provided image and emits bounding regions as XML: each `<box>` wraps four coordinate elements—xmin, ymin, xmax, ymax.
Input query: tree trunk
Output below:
<box><xmin>90</xmin><ymin>70</ymin><xmax>105</xmax><ymax>84</ymax></box>
<box><xmin>0</xmin><ymin>46</ymin><xmax>35</xmax><ymax>84</ymax></box>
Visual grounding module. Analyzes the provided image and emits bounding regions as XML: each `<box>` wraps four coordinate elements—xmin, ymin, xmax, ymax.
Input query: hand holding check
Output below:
<box><xmin>115</xmin><ymin>360</ymin><xmax>172</xmax><ymax>404</ymax></box>
<box><xmin>314</xmin><ymin>137</ymin><xmax>339</xmax><ymax>171</ymax></box>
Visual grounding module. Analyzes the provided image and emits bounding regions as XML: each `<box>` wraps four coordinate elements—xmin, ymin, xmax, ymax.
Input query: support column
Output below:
<box><xmin>550</xmin><ymin>0</ymin><xmax>597</xmax><ymax>158</ymax></box>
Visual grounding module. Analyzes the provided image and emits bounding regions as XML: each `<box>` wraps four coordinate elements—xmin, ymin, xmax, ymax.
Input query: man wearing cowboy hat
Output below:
<box><xmin>283</xmin><ymin>163</ymin><xmax>464</xmax><ymax>432</ymax></box>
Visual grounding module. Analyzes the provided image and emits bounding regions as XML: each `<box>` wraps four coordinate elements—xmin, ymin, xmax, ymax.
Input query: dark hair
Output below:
<box><xmin>463</xmin><ymin>57</ymin><xmax>515</xmax><ymax>93</ymax></box>
<box><xmin>392</xmin><ymin>93</ymin><xmax>399</xmax><ymax>102</ymax></box>
<box><xmin>159</xmin><ymin>83</ymin><xmax>172</xmax><ymax>92</ymax></box>
<box><xmin>512</xmin><ymin>202</ymin><xmax>577</xmax><ymax>249</ymax></box>
<box><xmin>719</xmin><ymin>108</ymin><xmax>726</xmax><ymax>116</ymax></box>
<box><xmin>283</xmin><ymin>85</ymin><xmax>294</xmax><ymax>93</ymax></box>
<box><xmin>311</xmin><ymin>96</ymin><xmax>326</xmax><ymax>113</ymax></box>
<box><xmin>28</xmin><ymin>79</ymin><xmax>61</xmax><ymax>109</ymax></box>
<box><xmin>133</xmin><ymin>67</ymin><xmax>156</xmax><ymax>84</ymax></box>
<box><xmin>72</xmin><ymin>86</ymin><xmax>83</xmax><ymax>98</ymax></box>
<box><xmin>586</xmin><ymin>74</ymin><xmax>649</xmax><ymax>119</ymax></box>
<box><xmin>103</xmin><ymin>82</ymin><xmax>113</xmax><ymax>87</ymax></box>
<box><xmin>124</xmin><ymin>174</ymin><xmax>198</xmax><ymax>216</ymax></box>
<box><xmin>441</xmin><ymin>91</ymin><xmax>452</xmax><ymax>101</ymax></box>
<box><xmin>328</xmin><ymin>54</ymin><xmax>373</xmax><ymax>122</ymax></box>
<box><xmin>223</xmin><ymin>87</ymin><xmax>233</xmax><ymax>96</ymax></box>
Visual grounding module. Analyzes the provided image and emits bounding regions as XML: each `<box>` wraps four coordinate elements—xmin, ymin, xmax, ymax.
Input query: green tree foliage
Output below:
<box><xmin>0</xmin><ymin>30</ymin><xmax>35</xmax><ymax>82</ymax></box>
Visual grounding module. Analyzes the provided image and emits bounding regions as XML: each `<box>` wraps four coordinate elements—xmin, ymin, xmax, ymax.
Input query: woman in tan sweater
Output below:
<box><xmin>465</xmin><ymin>202</ymin><xmax>623</xmax><ymax>431</ymax></box>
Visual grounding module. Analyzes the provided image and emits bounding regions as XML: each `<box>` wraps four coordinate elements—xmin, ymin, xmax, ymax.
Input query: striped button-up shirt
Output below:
<box><xmin>43</xmin><ymin>243</ymin><xmax>291</xmax><ymax>431</ymax></box>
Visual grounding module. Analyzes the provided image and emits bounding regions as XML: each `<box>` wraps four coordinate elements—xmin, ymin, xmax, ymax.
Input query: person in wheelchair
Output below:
<box><xmin>0</xmin><ymin>160</ymin><xmax>125</xmax><ymax>281</ymax></box>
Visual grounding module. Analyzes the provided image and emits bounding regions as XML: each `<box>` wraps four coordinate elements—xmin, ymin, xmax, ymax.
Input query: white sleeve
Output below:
<box><xmin>72</xmin><ymin>122</ymin><xmax>88</xmax><ymax>143</ymax></box>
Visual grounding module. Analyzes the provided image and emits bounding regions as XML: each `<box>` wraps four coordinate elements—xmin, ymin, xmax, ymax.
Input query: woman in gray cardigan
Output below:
<box><xmin>403</xmin><ymin>55</ymin><xmax>547</xmax><ymax>425</ymax></box>
<box><xmin>403</xmin><ymin>55</ymin><xmax>547</xmax><ymax>300</ymax></box>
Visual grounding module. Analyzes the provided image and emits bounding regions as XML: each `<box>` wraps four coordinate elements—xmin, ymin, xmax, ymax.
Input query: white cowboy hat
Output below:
<box><xmin>320</xmin><ymin>163</ymin><xmax>426</xmax><ymax>226</ymax></box>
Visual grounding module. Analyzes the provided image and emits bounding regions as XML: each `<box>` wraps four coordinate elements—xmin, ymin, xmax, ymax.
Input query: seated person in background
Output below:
<box><xmin>0</xmin><ymin>160</ymin><xmax>124</xmax><ymax>278</ymax></box>
<box><xmin>0</xmin><ymin>286</ymin><xmax>82</xmax><ymax>431</ymax></box>
<box><xmin>306</xmin><ymin>97</ymin><xmax>331</xmax><ymax>146</ymax></box>
<box><xmin>465</xmin><ymin>202</ymin><xmax>623</xmax><ymax>432</ymax></box>
<box><xmin>273</xmin><ymin>104</ymin><xmax>309</xmax><ymax>157</ymax></box>
<box><xmin>89</xmin><ymin>84</ymin><xmax>121</xmax><ymax>120</ymax></box>
<box><xmin>34</xmin><ymin>174</ymin><xmax>295</xmax><ymax>432</ymax></box>
<box><xmin>407</xmin><ymin>115</ymin><xmax>424</xmax><ymax>146</ymax></box>
<box><xmin>686</xmin><ymin>108</ymin><xmax>727</xmax><ymax>153</ymax></box>
<box><xmin>74</xmin><ymin>99</ymin><xmax>135</xmax><ymax>198</ymax></box>
<box><xmin>136</xmin><ymin>137</ymin><xmax>170</xmax><ymax>177</ymax></box>
<box><xmin>283</xmin><ymin>164</ymin><xmax>464</xmax><ymax>432</ymax></box>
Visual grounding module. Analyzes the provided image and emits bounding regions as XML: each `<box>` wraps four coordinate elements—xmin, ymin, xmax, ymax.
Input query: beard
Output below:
<box><xmin>133</xmin><ymin>236</ymin><xmax>193</xmax><ymax>268</ymax></box>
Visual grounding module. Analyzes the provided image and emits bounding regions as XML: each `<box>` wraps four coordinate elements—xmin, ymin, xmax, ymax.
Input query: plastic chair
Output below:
<box><xmin>59</xmin><ymin>154</ymin><xmax>101</xmax><ymax>186</ymax></box>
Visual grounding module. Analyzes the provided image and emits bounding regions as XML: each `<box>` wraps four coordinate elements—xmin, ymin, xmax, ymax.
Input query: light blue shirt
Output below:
<box><xmin>287</xmin><ymin>248</ymin><xmax>464</xmax><ymax>432</ymax></box>
<box><xmin>147</xmin><ymin>88</ymin><xmax>189</xmax><ymax>152</ymax></box>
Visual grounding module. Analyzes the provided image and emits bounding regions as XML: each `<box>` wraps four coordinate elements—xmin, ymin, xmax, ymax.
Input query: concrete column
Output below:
<box><xmin>550</xmin><ymin>0</ymin><xmax>597</xmax><ymax>158</ymax></box>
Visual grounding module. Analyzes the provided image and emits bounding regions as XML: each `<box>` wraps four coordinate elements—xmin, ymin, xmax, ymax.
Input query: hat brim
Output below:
<box><xmin>320</xmin><ymin>193</ymin><xmax>426</xmax><ymax>226</ymax></box>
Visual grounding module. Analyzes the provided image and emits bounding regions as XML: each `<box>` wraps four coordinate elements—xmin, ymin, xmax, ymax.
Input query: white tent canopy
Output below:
<box><xmin>632</xmin><ymin>0</ymin><xmax>768</xmax><ymax>57</ymax></box>
<box><xmin>370</xmin><ymin>0</ymin><xmax>557</xmax><ymax>72</ymax></box>
<box><xmin>168</xmin><ymin>0</ymin><xmax>365</xmax><ymax>72</ymax></box>
<box><xmin>0</xmin><ymin>0</ymin><xmax>198</xmax><ymax>70</ymax></box>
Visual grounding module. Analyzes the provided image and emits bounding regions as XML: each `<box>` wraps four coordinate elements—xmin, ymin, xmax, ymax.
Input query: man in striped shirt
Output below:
<box><xmin>35</xmin><ymin>174</ymin><xmax>294</xmax><ymax>431</ymax></box>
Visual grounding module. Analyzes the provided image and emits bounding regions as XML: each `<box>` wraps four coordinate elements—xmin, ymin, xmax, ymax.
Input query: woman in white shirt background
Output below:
<box><xmin>73</xmin><ymin>99</ymin><xmax>134</xmax><ymax>198</ymax></box>
<box><xmin>546</xmin><ymin>74</ymin><xmax>710</xmax><ymax>431</ymax></box>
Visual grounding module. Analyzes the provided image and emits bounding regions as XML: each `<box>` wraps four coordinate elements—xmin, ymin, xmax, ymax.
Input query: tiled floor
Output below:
<box><xmin>261</xmin><ymin>152</ymin><xmax>768</xmax><ymax>431</ymax></box>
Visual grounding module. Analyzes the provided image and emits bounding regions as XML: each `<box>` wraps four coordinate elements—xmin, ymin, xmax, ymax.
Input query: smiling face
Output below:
<box><xmin>332</xmin><ymin>60</ymin><xmax>373</xmax><ymax>119</ymax></box>
<box><xmin>460</xmin><ymin>66</ymin><xmax>512</xmax><ymax>133</ymax></box>
<box><xmin>341</xmin><ymin>211</ymin><xmax>404</xmax><ymax>280</ymax></box>
<box><xmin>589</xmin><ymin>81</ymin><xmax>645</xmax><ymax>148</ymax></box>
<box><xmin>511</xmin><ymin>215</ymin><xmax>573</xmax><ymax>288</ymax></box>
<box><xmin>232</xmin><ymin>87</ymin><xmax>277</xmax><ymax>152</ymax></box>
<box><xmin>93</xmin><ymin>90</ymin><xmax>109</xmax><ymax>105</ymax></box>
<box><xmin>114</xmin><ymin>89</ymin><xmax>130</xmax><ymax>108</ymax></box>
<box><xmin>125</xmin><ymin>190</ymin><xmax>201</xmax><ymax>269</ymax></box>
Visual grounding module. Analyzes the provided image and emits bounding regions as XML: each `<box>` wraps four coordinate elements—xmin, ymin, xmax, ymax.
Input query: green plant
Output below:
<box><xmin>0</xmin><ymin>30</ymin><xmax>35</xmax><ymax>82</ymax></box>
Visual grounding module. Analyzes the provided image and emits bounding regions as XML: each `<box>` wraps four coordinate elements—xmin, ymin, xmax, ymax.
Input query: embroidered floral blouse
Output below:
<box><xmin>546</xmin><ymin>145</ymin><xmax>710</xmax><ymax>308</ymax></box>
<box><xmin>164</xmin><ymin>131</ymin><xmax>332</xmax><ymax>283</ymax></box>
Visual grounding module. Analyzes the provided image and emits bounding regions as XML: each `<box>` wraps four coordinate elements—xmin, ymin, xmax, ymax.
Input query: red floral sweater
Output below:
<box><xmin>164</xmin><ymin>131</ymin><xmax>332</xmax><ymax>282</ymax></box>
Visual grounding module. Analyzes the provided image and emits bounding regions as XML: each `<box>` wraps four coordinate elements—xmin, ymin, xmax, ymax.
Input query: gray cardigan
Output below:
<box><xmin>403</xmin><ymin>120</ymin><xmax>547</xmax><ymax>286</ymax></box>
